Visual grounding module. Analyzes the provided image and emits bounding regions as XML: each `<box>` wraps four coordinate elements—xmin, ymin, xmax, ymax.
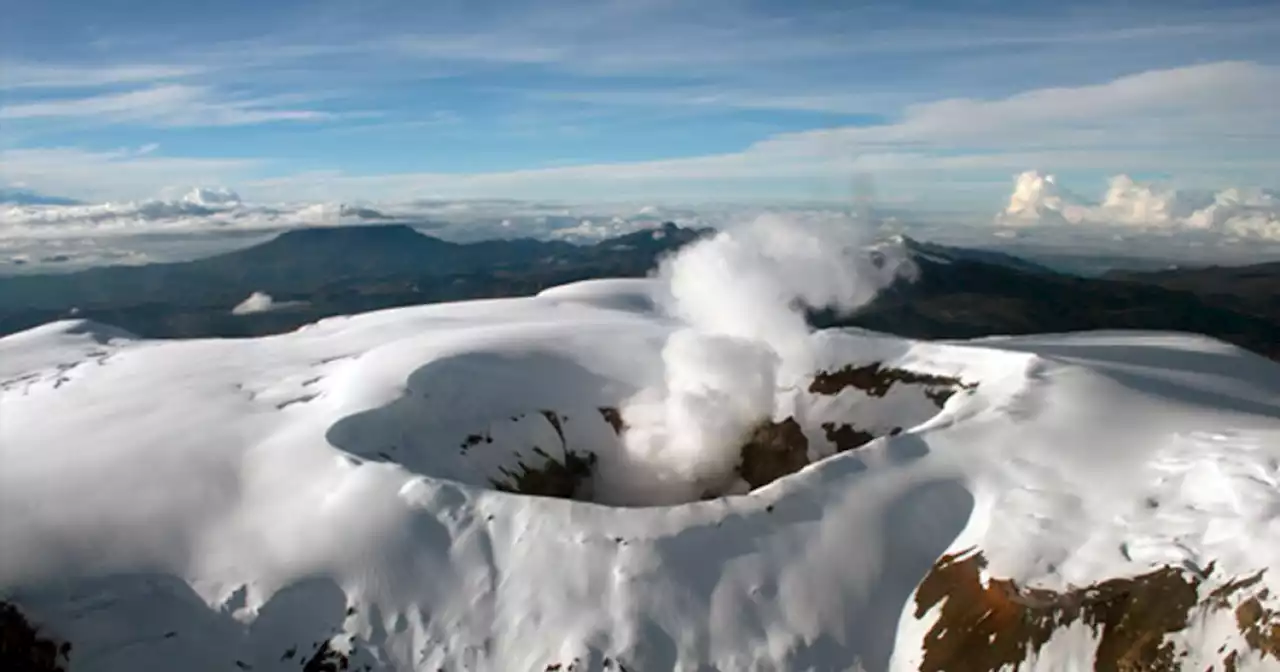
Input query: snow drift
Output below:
<box><xmin>2</xmin><ymin>216</ymin><xmax>1280</xmax><ymax>670</ymax></box>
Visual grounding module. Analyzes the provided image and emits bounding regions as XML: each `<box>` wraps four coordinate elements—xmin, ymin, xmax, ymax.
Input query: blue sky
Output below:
<box><xmin>2</xmin><ymin>0</ymin><xmax>1278</xmax><ymax>206</ymax></box>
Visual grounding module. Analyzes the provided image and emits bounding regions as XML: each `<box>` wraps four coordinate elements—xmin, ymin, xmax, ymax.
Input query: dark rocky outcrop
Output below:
<box><xmin>491</xmin><ymin>447</ymin><xmax>598</xmax><ymax>500</ymax></box>
<box><xmin>598</xmin><ymin>407</ymin><xmax>625</xmax><ymax>435</ymax></box>
<box><xmin>809</xmin><ymin>363</ymin><xmax>974</xmax><ymax>408</ymax></box>
<box><xmin>0</xmin><ymin>602</ymin><xmax>71</xmax><ymax>672</ymax></box>
<box><xmin>915</xmin><ymin>548</ymin><xmax>1280</xmax><ymax>671</ymax></box>
<box><xmin>821</xmin><ymin>422</ymin><xmax>876</xmax><ymax>453</ymax></box>
<box><xmin>736</xmin><ymin>417</ymin><xmax>811</xmax><ymax>490</ymax></box>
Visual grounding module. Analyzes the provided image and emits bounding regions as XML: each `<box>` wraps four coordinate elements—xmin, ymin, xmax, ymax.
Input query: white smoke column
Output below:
<box><xmin>600</xmin><ymin>214</ymin><xmax>913</xmax><ymax>506</ymax></box>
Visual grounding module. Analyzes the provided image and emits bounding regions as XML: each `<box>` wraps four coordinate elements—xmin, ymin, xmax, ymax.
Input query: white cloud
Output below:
<box><xmin>0</xmin><ymin>188</ymin><xmax>717</xmax><ymax>248</ymax></box>
<box><xmin>230</xmin><ymin>291</ymin><xmax>308</xmax><ymax>315</ymax></box>
<box><xmin>232</xmin><ymin>292</ymin><xmax>277</xmax><ymax>315</ymax></box>
<box><xmin>377</xmin><ymin>2</ymin><xmax>1280</xmax><ymax>79</ymax></box>
<box><xmin>0</xmin><ymin>147</ymin><xmax>257</xmax><ymax>202</ymax></box>
<box><xmin>1</xmin><ymin>186</ymin><xmax>1277</xmax><ymax>277</ymax></box>
<box><xmin>0</xmin><ymin>189</ymin><xmax>365</xmax><ymax>241</ymax></box>
<box><xmin>3</xmin><ymin>62</ymin><xmax>1277</xmax><ymax>207</ymax></box>
<box><xmin>0</xmin><ymin>63</ymin><xmax>204</xmax><ymax>90</ymax></box>
<box><xmin>0</xmin><ymin>85</ymin><xmax>337</xmax><ymax>127</ymax></box>
<box><xmin>997</xmin><ymin>170</ymin><xmax>1280</xmax><ymax>240</ymax></box>
<box><xmin>999</xmin><ymin>171</ymin><xmax>1089</xmax><ymax>226</ymax></box>
<box><xmin>519</xmin><ymin>87</ymin><xmax>900</xmax><ymax>115</ymax></box>
<box><xmin>234</xmin><ymin>62</ymin><xmax>1280</xmax><ymax>202</ymax></box>
<box><xmin>754</xmin><ymin>61</ymin><xmax>1280</xmax><ymax>155</ymax></box>
<box><xmin>183</xmin><ymin>187</ymin><xmax>242</xmax><ymax>207</ymax></box>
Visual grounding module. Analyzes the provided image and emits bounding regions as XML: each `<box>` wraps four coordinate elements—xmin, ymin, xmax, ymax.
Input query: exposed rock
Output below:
<box><xmin>1209</xmin><ymin>570</ymin><xmax>1266</xmax><ymax>608</ymax></box>
<box><xmin>924</xmin><ymin>387</ymin><xmax>958</xmax><ymax>408</ymax></box>
<box><xmin>736</xmin><ymin>417</ymin><xmax>810</xmax><ymax>489</ymax></box>
<box><xmin>492</xmin><ymin>447</ymin><xmax>598</xmax><ymax>500</ymax></box>
<box><xmin>598</xmin><ymin>407</ymin><xmax>625</xmax><ymax>434</ymax></box>
<box><xmin>460</xmin><ymin>433</ymin><xmax>489</xmax><ymax>452</ymax></box>
<box><xmin>809</xmin><ymin>362</ymin><xmax>974</xmax><ymax>407</ymax></box>
<box><xmin>302</xmin><ymin>639</ymin><xmax>348</xmax><ymax>672</ymax></box>
<box><xmin>820</xmin><ymin>422</ymin><xmax>875</xmax><ymax>453</ymax></box>
<box><xmin>1236</xmin><ymin>592</ymin><xmax>1280</xmax><ymax>661</ymax></box>
<box><xmin>540</xmin><ymin>410</ymin><xmax>566</xmax><ymax>446</ymax></box>
<box><xmin>0</xmin><ymin>602</ymin><xmax>71</xmax><ymax>672</ymax></box>
<box><xmin>914</xmin><ymin>548</ymin><xmax>1280</xmax><ymax>672</ymax></box>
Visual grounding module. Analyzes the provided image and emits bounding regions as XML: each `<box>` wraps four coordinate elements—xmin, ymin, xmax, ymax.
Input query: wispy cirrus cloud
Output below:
<box><xmin>518</xmin><ymin>88</ymin><xmax>900</xmax><ymax>115</ymax></box>
<box><xmin>0</xmin><ymin>146</ymin><xmax>259</xmax><ymax>202</ymax></box>
<box><xmin>754</xmin><ymin>61</ymin><xmax>1280</xmax><ymax>156</ymax></box>
<box><xmin>11</xmin><ymin>1</ymin><xmax>1278</xmax><ymax>100</ymax></box>
<box><xmin>0</xmin><ymin>62</ymin><xmax>205</xmax><ymax>90</ymax></box>
<box><xmin>233</xmin><ymin>61</ymin><xmax>1280</xmax><ymax>202</ymax></box>
<box><xmin>0</xmin><ymin>84</ymin><xmax>346</xmax><ymax>127</ymax></box>
<box><xmin>3</xmin><ymin>0</ymin><xmax>1279</xmax><ymax>207</ymax></box>
<box><xmin>5</xmin><ymin>61</ymin><xmax>1278</xmax><ymax>205</ymax></box>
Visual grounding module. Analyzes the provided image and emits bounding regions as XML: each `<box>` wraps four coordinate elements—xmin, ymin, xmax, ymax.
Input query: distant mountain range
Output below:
<box><xmin>827</xmin><ymin>236</ymin><xmax>1280</xmax><ymax>360</ymax></box>
<box><xmin>0</xmin><ymin>222</ymin><xmax>709</xmax><ymax>338</ymax></box>
<box><xmin>0</xmin><ymin>223</ymin><xmax>1276</xmax><ymax>359</ymax></box>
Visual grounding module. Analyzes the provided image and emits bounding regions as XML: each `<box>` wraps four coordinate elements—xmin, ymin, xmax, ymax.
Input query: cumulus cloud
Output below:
<box><xmin>183</xmin><ymin>187</ymin><xmax>241</xmax><ymax>207</ymax></box>
<box><xmin>999</xmin><ymin>171</ymin><xmax>1089</xmax><ymax>226</ymax></box>
<box><xmin>997</xmin><ymin>170</ymin><xmax>1280</xmax><ymax>239</ymax></box>
<box><xmin>598</xmin><ymin>214</ymin><xmax>916</xmax><ymax>505</ymax></box>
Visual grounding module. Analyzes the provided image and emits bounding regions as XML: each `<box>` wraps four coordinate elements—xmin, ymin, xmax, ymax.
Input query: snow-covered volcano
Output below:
<box><xmin>2</xmin><ymin>220</ymin><xmax>1279</xmax><ymax>671</ymax></box>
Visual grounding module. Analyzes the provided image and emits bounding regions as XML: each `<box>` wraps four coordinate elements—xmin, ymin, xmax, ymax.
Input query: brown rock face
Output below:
<box><xmin>914</xmin><ymin>549</ymin><xmax>1280</xmax><ymax>672</ymax></box>
<box><xmin>1236</xmin><ymin>591</ymin><xmax>1280</xmax><ymax>661</ymax></box>
<box><xmin>736</xmin><ymin>417</ymin><xmax>811</xmax><ymax>489</ymax></box>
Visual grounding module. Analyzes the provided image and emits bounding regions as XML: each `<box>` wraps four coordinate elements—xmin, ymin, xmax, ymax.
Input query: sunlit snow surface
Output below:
<box><xmin>2</xmin><ymin>281</ymin><xmax>1279</xmax><ymax>670</ymax></box>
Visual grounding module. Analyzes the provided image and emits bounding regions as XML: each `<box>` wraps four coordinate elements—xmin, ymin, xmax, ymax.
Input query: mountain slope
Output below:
<box><xmin>1105</xmin><ymin>262</ymin><xmax>1280</xmax><ymax>321</ymax></box>
<box><xmin>1</xmin><ymin>226</ymin><xmax>1276</xmax><ymax>368</ymax></box>
<box><xmin>883</xmin><ymin>235</ymin><xmax>1058</xmax><ymax>275</ymax></box>
<box><xmin>2</xmin><ymin>281</ymin><xmax>1279</xmax><ymax>671</ymax></box>
<box><xmin>839</xmin><ymin>240</ymin><xmax>1280</xmax><ymax>361</ymax></box>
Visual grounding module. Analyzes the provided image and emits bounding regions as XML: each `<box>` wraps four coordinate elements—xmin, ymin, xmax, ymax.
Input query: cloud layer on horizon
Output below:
<box><xmin>999</xmin><ymin>170</ymin><xmax>1280</xmax><ymax>240</ymax></box>
<box><xmin>3</xmin><ymin>170</ymin><xmax>1279</xmax><ymax>276</ymax></box>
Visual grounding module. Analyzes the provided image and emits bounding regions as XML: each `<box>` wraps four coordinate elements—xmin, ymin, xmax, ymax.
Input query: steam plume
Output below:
<box><xmin>597</xmin><ymin>214</ymin><xmax>913</xmax><ymax>505</ymax></box>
